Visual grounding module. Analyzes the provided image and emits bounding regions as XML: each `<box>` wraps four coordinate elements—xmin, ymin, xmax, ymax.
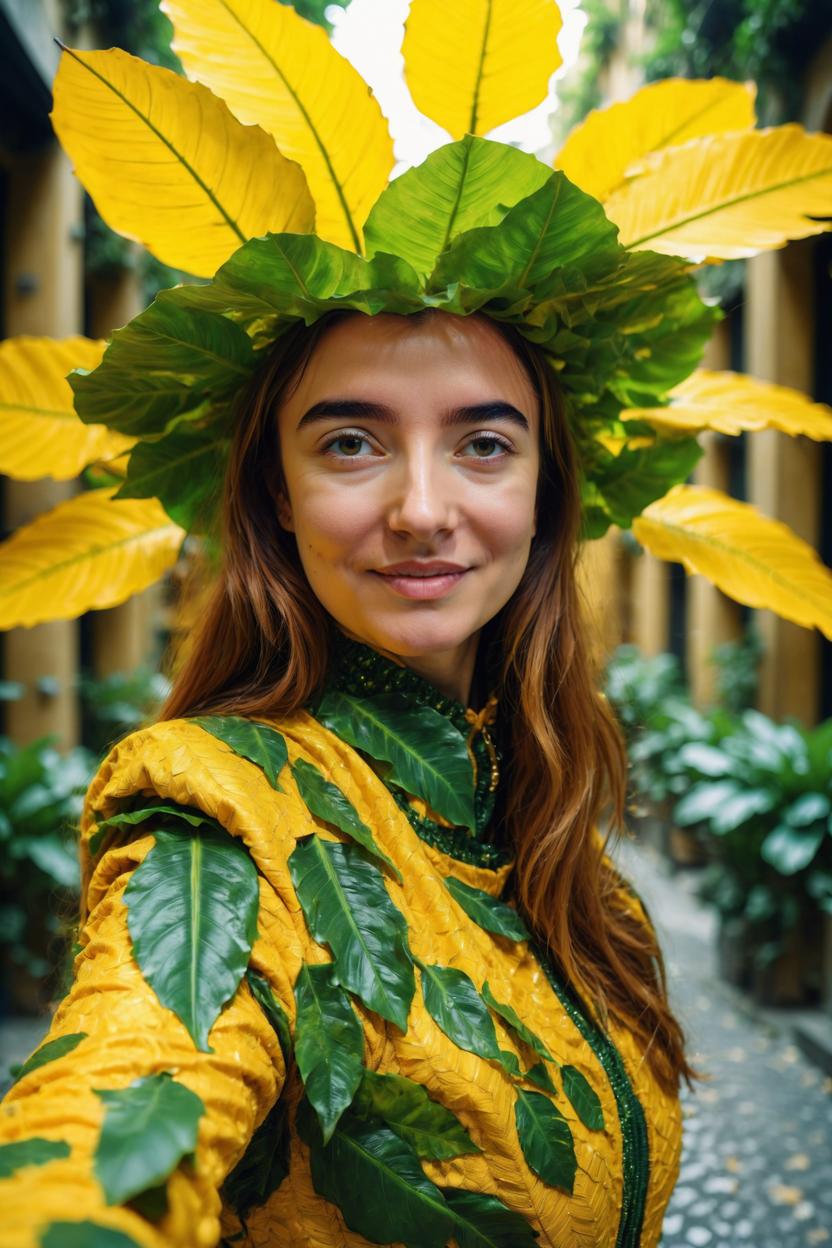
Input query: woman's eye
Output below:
<box><xmin>323</xmin><ymin>432</ymin><xmax>374</xmax><ymax>458</ymax></box>
<box><xmin>462</xmin><ymin>434</ymin><xmax>513</xmax><ymax>459</ymax></box>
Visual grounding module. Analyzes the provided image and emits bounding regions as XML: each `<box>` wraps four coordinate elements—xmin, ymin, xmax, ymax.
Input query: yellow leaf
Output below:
<box><xmin>0</xmin><ymin>337</ymin><xmax>134</xmax><ymax>481</ymax></box>
<box><xmin>403</xmin><ymin>0</ymin><xmax>563</xmax><ymax>140</ymax></box>
<box><xmin>161</xmin><ymin>0</ymin><xmax>392</xmax><ymax>252</ymax></box>
<box><xmin>605</xmin><ymin>125</ymin><xmax>832</xmax><ymax>258</ymax></box>
<box><xmin>632</xmin><ymin>484</ymin><xmax>832</xmax><ymax>640</ymax></box>
<box><xmin>554</xmin><ymin>77</ymin><xmax>756</xmax><ymax>202</ymax></box>
<box><xmin>51</xmin><ymin>45</ymin><xmax>315</xmax><ymax>278</ymax></box>
<box><xmin>0</xmin><ymin>490</ymin><xmax>184</xmax><ymax>629</ymax></box>
<box><xmin>623</xmin><ymin>370</ymin><xmax>832</xmax><ymax>439</ymax></box>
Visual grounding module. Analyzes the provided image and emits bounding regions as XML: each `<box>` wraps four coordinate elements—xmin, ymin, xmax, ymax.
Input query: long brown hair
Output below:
<box><xmin>162</xmin><ymin>309</ymin><xmax>696</xmax><ymax>1095</ymax></box>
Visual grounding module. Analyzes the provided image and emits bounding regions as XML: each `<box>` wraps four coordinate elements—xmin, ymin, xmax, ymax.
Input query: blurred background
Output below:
<box><xmin>1</xmin><ymin>2</ymin><xmax>831</xmax><ymax>1243</ymax></box>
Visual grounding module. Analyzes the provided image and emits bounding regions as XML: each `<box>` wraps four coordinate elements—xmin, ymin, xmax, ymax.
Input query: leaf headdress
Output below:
<box><xmin>1</xmin><ymin>0</ymin><xmax>831</xmax><ymax>638</ymax></box>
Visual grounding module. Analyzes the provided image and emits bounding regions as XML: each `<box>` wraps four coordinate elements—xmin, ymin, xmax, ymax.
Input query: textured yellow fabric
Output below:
<box><xmin>0</xmin><ymin>713</ymin><xmax>682</xmax><ymax>1247</ymax></box>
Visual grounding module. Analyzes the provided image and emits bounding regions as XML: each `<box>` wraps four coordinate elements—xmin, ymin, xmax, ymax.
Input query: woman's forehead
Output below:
<box><xmin>285</xmin><ymin>311</ymin><xmax>539</xmax><ymax>414</ymax></box>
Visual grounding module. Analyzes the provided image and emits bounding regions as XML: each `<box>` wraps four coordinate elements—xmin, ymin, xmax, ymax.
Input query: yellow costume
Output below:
<box><xmin>1</xmin><ymin>635</ymin><xmax>680</xmax><ymax>1248</ymax></box>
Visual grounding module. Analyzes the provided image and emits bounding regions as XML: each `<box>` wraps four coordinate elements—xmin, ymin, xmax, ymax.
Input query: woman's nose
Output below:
<box><xmin>385</xmin><ymin>451</ymin><xmax>457</xmax><ymax>540</ymax></box>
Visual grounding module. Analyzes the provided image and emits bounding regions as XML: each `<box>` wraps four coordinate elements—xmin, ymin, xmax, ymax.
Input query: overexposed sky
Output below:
<box><xmin>328</xmin><ymin>0</ymin><xmax>587</xmax><ymax>174</ymax></box>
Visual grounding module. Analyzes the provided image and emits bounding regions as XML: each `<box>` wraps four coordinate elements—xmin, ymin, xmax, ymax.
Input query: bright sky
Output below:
<box><xmin>328</xmin><ymin>0</ymin><xmax>587</xmax><ymax>174</ymax></box>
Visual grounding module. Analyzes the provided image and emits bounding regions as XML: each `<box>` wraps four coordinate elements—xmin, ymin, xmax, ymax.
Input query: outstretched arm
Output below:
<box><xmin>0</xmin><ymin>828</ymin><xmax>288</xmax><ymax>1248</ymax></box>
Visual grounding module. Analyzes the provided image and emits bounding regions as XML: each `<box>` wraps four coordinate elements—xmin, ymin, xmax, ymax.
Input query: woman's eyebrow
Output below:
<box><xmin>297</xmin><ymin>399</ymin><xmax>529</xmax><ymax>431</ymax></box>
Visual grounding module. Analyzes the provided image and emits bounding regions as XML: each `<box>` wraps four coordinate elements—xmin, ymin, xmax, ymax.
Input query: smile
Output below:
<box><xmin>370</xmin><ymin>569</ymin><xmax>470</xmax><ymax>600</ymax></box>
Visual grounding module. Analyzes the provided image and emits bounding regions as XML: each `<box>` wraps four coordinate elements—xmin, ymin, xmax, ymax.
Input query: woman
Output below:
<box><xmin>1</xmin><ymin>305</ymin><xmax>691</xmax><ymax>1248</ymax></box>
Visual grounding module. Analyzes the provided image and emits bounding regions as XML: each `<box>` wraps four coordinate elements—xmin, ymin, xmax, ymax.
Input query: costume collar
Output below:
<box><xmin>319</xmin><ymin>627</ymin><xmax>510</xmax><ymax>869</ymax></box>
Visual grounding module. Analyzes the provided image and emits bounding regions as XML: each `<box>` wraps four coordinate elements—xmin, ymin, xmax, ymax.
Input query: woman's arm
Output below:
<box><xmin>0</xmin><ymin>829</ymin><xmax>288</xmax><ymax>1248</ymax></box>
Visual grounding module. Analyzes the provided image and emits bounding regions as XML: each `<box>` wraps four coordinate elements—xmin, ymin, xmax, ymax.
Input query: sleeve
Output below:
<box><xmin>0</xmin><ymin>828</ymin><xmax>288</xmax><ymax>1248</ymax></box>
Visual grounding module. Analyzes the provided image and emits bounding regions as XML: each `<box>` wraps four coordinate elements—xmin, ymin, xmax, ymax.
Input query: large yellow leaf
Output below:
<box><xmin>0</xmin><ymin>490</ymin><xmax>185</xmax><ymax>629</ymax></box>
<box><xmin>632</xmin><ymin>484</ymin><xmax>832</xmax><ymax>640</ymax></box>
<box><xmin>623</xmin><ymin>369</ymin><xmax>832</xmax><ymax>440</ymax></box>
<box><xmin>161</xmin><ymin>0</ymin><xmax>392</xmax><ymax>252</ymax></box>
<box><xmin>554</xmin><ymin>77</ymin><xmax>756</xmax><ymax>202</ymax></box>
<box><xmin>606</xmin><ymin>125</ymin><xmax>832</xmax><ymax>258</ymax></box>
<box><xmin>0</xmin><ymin>337</ymin><xmax>134</xmax><ymax>481</ymax></box>
<box><xmin>403</xmin><ymin>0</ymin><xmax>563</xmax><ymax>140</ymax></box>
<box><xmin>51</xmin><ymin>45</ymin><xmax>315</xmax><ymax>278</ymax></box>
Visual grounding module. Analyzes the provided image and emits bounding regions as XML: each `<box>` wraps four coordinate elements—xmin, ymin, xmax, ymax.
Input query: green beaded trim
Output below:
<box><xmin>534</xmin><ymin>946</ymin><xmax>650</xmax><ymax>1248</ymax></box>
<box><xmin>316</xmin><ymin>631</ymin><xmax>509</xmax><ymax>868</ymax></box>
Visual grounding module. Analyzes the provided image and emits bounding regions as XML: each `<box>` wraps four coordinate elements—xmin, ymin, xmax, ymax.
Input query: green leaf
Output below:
<box><xmin>514</xmin><ymin>1088</ymin><xmax>576</xmax><ymax>1193</ymax></box>
<box><xmin>294</xmin><ymin>962</ymin><xmax>364</xmax><ymax>1143</ymax></box>
<box><xmin>221</xmin><ymin>1097</ymin><xmax>290</xmax><ymax>1222</ymax></box>
<box><xmin>441</xmin><ymin>1187</ymin><xmax>540</xmax><ymax>1248</ymax></box>
<box><xmin>192</xmin><ymin>716</ymin><xmax>288</xmax><ymax>791</ymax></box>
<box><xmin>115</xmin><ymin>420</ymin><xmax>228</xmax><ymax>531</ymax></box>
<box><xmin>560</xmin><ymin>1065</ymin><xmax>604</xmax><ymax>1131</ymax></box>
<box><xmin>786</xmin><ymin>792</ymin><xmax>831</xmax><ymax>827</ymax></box>
<box><xmin>354</xmin><ymin>1069</ymin><xmax>479</xmax><ymax>1160</ymax></box>
<box><xmin>498</xmin><ymin>1049</ymin><xmax>522</xmax><ymax>1077</ymax></box>
<box><xmin>481</xmin><ymin>982</ymin><xmax>553</xmax><ymax>1061</ymax></box>
<box><xmin>589</xmin><ymin>436</ymin><xmax>703</xmax><ymax>533</ymax></box>
<box><xmin>93</xmin><ymin>1073</ymin><xmax>204</xmax><ymax>1205</ymax></box>
<box><xmin>673</xmin><ymin>780</ymin><xmax>741</xmax><ymax>826</ymax></box>
<box><xmin>417</xmin><ymin>962</ymin><xmax>502</xmax><ymax>1063</ymax></box>
<box><xmin>12</xmin><ymin>1032</ymin><xmax>86</xmax><ymax>1084</ymax></box>
<box><xmin>40</xmin><ymin>1223</ymin><xmax>144</xmax><ymax>1248</ymax></box>
<box><xmin>444</xmin><ymin>877</ymin><xmax>529</xmax><ymax>942</ymax></box>
<box><xmin>761</xmin><ymin>824</ymin><xmax>825</xmax><ymax>875</ymax></box>
<box><xmin>71</xmin><ymin>301</ymin><xmax>256</xmax><ymax>435</ymax></box>
<box><xmin>288</xmin><ymin>835</ymin><xmax>414</xmax><ymax>1030</ymax></box>
<box><xmin>245</xmin><ymin>969</ymin><xmax>294</xmax><ymax>1067</ymax></box>
<box><xmin>124</xmin><ymin>823</ymin><xmax>260</xmax><ymax>1051</ymax></box>
<box><xmin>431</xmin><ymin>171</ymin><xmax>621</xmax><ymax>295</ymax></box>
<box><xmin>0</xmin><ymin>1137</ymin><xmax>70</xmax><ymax>1178</ymax></box>
<box><xmin>315</xmin><ymin>690</ymin><xmax>476</xmax><ymax>832</ymax></box>
<box><xmin>90</xmin><ymin>802</ymin><xmax>220</xmax><ymax>856</ymax></box>
<box><xmin>297</xmin><ymin>1099</ymin><xmax>454</xmax><ymax>1248</ymax></box>
<box><xmin>291</xmin><ymin>757</ymin><xmax>402</xmax><ymax>882</ymax></box>
<box><xmin>363</xmin><ymin>136</ymin><xmax>551</xmax><ymax>278</ymax></box>
<box><xmin>522</xmin><ymin>1062</ymin><xmax>557</xmax><ymax>1095</ymax></box>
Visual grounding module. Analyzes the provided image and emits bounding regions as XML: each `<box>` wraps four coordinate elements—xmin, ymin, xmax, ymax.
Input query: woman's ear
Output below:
<box><xmin>276</xmin><ymin>491</ymin><xmax>295</xmax><ymax>532</ymax></box>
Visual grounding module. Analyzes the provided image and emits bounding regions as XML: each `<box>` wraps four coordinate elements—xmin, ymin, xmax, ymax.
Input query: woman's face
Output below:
<box><xmin>275</xmin><ymin>312</ymin><xmax>541</xmax><ymax>683</ymax></box>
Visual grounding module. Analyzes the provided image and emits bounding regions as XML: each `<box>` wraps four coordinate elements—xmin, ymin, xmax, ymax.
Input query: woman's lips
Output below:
<box><xmin>370</xmin><ymin>569</ymin><xmax>470</xmax><ymax>600</ymax></box>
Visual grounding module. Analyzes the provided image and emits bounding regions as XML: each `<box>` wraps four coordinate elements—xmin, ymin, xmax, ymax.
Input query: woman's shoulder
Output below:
<box><xmin>80</xmin><ymin>711</ymin><xmax>339</xmax><ymax>879</ymax></box>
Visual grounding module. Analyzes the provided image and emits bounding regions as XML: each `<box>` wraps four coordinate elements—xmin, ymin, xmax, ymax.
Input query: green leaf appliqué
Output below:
<box><xmin>441</xmin><ymin>1186</ymin><xmax>540</xmax><ymax>1248</ymax></box>
<box><xmin>192</xmin><ymin>715</ymin><xmax>288</xmax><ymax>790</ymax></box>
<box><xmin>523</xmin><ymin>1062</ymin><xmax>558</xmax><ymax>1095</ymax></box>
<box><xmin>125</xmin><ymin>823</ymin><xmax>260</xmax><ymax>1051</ymax></box>
<box><xmin>294</xmin><ymin>961</ymin><xmax>364</xmax><ymax>1142</ymax></box>
<box><xmin>291</xmin><ymin>756</ymin><xmax>402</xmax><ymax>882</ymax></box>
<box><xmin>444</xmin><ymin>876</ymin><xmax>529</xmax><ymax>942</ymax></box>
<box><xmin>561</xmin><ymin>1065</ymin><xmax>605</xmax><ymax>1131</ymax></box>
<box><xmin>246</xmin><ymin>969</ymin><xmax>293</xmax><ymax>1067</ymax></box>
<box><xmin>221</xmin><ymin>1097</ymin><xmax>290</xmax><ymax>1223</ymax></box>
<box><xmin>288</xmin><ymin>834</ymin><xmax>414</xmax><ymax>1030</ymax></box>
<box><xmin>417</xmin><ymin>963</ymin><xmax>502</xmax><ymax>1063</ymax></box>
<box><xmin>315</xmin><ymin>690</ymin><xmax>476</xmax><ymax>832</ymax></box>
<box><xmin>40</xmin><ymin>1223</ymin><xmax>144</xmax><ymax>1248</ymax></box>
<box><xmin>297</xmin><ymin>1099</ymin><xmax>454</xmax><ymax>1248</ymax></box>
<box><xmin>354</xmin><ymin>1069</ymin><xmax>479</xmax><ymax>1160</ymax></box>
<box><xmin>89</xmin><ymin>802</ymin><xmax>220</xmax><ymax>857</ymax></box>
<box><xmin>0</xmin><ymin>1137</ymin><xmax>70</xmax><ymax>1179</ymax></box>
<box><xmin>514</xmin><ymin>1088</ymin><xmax>577</xmax><ymax>1193</ymax></box>
<box><xmin>481</xmin><ymin>982</ymin><xmax>553</xmax><ymax>1061</ymax></box>
<box><xmin>93</xmin><ymin>1073</ymin><xmax>204</xmax><ymax>1206</ymax></box>
<box><xmin>12</xmin><ymin>1032</ymin><xmax>86</xmax><ymax>1084</ymax></box>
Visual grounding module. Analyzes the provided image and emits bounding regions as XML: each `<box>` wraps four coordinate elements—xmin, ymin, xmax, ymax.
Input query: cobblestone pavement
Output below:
<box><xmin>612</xmin><ymin>837</ymin><xmax>832</xmax><ymax>1248</ymax></box>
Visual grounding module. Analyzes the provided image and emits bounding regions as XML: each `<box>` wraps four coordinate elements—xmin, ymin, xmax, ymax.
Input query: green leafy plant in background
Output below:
<box><xmin>708</xmin><ymin>625</ymin><xmax>763</xmax><ymax>715</ymax></box>
<box><xmin>79</xmin><ymin>667</ymin><xmax>171</xmax><ymax>758</ymax></box>
<box><xmin>673</xmin><ymin>712</ymin><xmax>832</xmax><ymax>987</ymax></box>
<box><xmin>0</xmin><ymin>738</ymin><xmax>94</xmax><ymax>1004</ymax></box>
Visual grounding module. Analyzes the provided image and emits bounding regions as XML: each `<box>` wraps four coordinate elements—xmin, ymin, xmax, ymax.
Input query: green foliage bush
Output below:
<box><xmin>604</xmin><ymin>641</ymin><xmax>831</xmax><ymax>982</ymax></box>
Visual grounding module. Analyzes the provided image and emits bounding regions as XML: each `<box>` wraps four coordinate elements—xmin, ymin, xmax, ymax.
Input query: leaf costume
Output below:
<box><xmin>2</xmin><ymin>0</ymin><xmax>832</xmax><ymax>1243</ymax></box>
<box><xmin>1</xmin><ymin>633</ymin><xmax>679</xmax><ymax>1247</ymax></box>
